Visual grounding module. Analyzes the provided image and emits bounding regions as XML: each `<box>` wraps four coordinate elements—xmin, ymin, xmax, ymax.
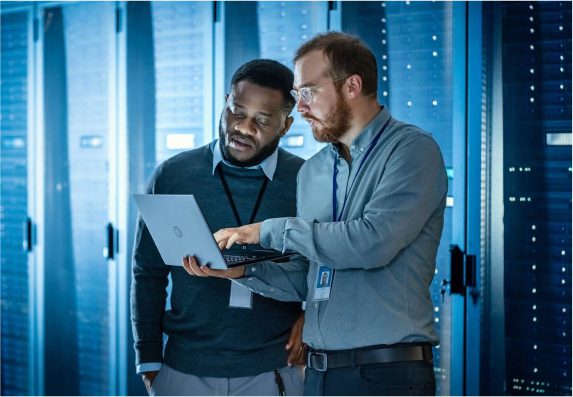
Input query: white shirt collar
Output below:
<box><xmin>211</xmin><ymin>140</ymin><xmax>278</xmax><ymax>181</ymax></box>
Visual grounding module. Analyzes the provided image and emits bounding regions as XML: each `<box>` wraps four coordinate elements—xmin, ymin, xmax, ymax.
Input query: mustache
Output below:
<box><xmin>226</xmin><ymin>132</ymin><xmax>255</xmax><ymax>146</ymax></box>
<box><xmin>301</xmin><ymin>113</ymin><xmax>318</xmax><ymax>121</ymax></box>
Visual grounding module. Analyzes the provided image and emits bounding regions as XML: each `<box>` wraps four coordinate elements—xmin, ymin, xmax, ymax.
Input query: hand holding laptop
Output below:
<box><xmin>182</xmin><ymin>255</ymin><xmax>245</xmax><ymax>279</ymax></box>
<box><xmin>214</xmin><ymin>223</ymin><xmax>262</xmax><ymax>250</ymax></box>
<box><xmin>184</xmin><ymin>222</ymin><xmax>282</xmax><ymax>279</ymax></box>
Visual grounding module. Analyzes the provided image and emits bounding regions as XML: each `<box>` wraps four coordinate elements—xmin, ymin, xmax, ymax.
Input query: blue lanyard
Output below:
<box><xmin>332</xmin><ymin>119</ymin><xmax>390</xmax><ymax>222</ymax></box>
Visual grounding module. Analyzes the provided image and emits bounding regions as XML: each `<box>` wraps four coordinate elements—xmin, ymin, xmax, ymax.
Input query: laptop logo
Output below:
<box><xmin>173</xmin><ymin>226</ymin><xmax>183</xmax><ymax>238</ymax></box>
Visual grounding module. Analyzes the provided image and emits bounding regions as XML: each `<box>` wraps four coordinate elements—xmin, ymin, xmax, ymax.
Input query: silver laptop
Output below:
<box><xmin>133</xmin><ymin>194</ymin><xmax>293</xmax><ymax>269</ymax></box>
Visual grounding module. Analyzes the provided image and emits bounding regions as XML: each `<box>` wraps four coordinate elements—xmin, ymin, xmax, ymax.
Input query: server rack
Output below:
<box><xmin>0</xmin><ymin>7</ymin><xmax>35</xmax><ymax>395</ymax></box>
<box><xmin>498</xmin><ymin>2</ymin><xmax>572</xmax><ymax>395</ymax></box>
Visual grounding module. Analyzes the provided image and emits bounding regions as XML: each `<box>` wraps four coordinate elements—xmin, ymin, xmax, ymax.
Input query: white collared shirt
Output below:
<box><xmin>211</xmin><ymin>140</ymin><xmax>278</xmax><ymax>181</ymax></box>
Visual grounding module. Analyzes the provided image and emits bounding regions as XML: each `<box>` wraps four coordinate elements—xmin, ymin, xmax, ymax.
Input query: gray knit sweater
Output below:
<box><xmin>131</xmin><ymin>143</ymin><xmax>304</xmax><ymax>377</ymax></box>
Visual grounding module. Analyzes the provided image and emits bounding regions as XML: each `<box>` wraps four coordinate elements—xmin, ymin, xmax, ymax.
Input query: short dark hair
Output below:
<box><xmin>230</xmin><ymin>59</ymin><xmax>296</xmax><ymax>113</ymax></box>
<box><xmin>294</xmin><ymin>32</ymin><xmax>378</xmax><ymax>99</ymax></box>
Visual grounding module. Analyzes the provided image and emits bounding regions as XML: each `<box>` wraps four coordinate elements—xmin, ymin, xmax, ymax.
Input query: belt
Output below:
<box><xmin>307</xmin><ymin>344</ymin><xmax>433</xmax><ymax>372</ymax></box>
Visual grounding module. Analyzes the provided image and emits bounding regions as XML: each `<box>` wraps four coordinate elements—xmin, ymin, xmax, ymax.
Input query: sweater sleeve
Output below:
<box><xmin>130</xmin><ymin>166</ymin><xmax>170</xmax><ymax>368</ymax></box>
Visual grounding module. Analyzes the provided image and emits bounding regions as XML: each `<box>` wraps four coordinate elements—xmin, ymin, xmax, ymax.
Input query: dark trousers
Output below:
<box><xmin>303</xmin><ymin>361</ymin><xmax>436</xmax><ymax>396</ymax></box>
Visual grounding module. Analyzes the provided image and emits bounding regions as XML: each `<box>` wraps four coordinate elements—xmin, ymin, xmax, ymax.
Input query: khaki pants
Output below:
<box><xmin>150</xmin><ymin>364</ymin><xmax>305</xmax><ymax>396</ymax></box>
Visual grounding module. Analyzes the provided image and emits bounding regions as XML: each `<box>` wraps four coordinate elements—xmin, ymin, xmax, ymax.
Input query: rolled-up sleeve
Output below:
<box><xmin>234</xmin><ymin>254</ymin><xmax>309</xmax><ymax>302</ymax></box>
<box><xmin>260</xmin><ymin>217</ymin><xmax>288</xmax><ymax>251</ymax></box>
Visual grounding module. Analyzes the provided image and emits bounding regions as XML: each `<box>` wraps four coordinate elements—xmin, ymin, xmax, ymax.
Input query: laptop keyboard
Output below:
<box><xmin>224</xmin><ymin>254</ymin><xmax>258</xmax><ymax>264</ymax></box>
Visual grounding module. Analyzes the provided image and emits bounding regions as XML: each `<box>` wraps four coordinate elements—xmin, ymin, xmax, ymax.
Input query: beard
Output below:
<box><xmin>304</xmin><ymin>92</ymin><xmax>352</xmax><ymax>143</ymax></box>
<box><xmin>218</xmin><ymin>118</ymin><xmax>281</xmax><ymax>168</ymax></box>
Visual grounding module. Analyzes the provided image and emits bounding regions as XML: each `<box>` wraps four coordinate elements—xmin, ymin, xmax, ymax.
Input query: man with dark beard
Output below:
<box><xmin>131</xmin><ymin>59</ymin><xmax>305</xmax><ymax>396</ymax></box>
<box><xmin>185</xmin><ymin>32</ymin><xmax>448</xmax><ymax>396</ymax></box>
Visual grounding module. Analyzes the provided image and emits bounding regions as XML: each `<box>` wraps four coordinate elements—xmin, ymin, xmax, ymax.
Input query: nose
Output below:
<box><xmin>234</xmin><ymin>118</ymin><xmax>257</xmax><ymax>136</ymax></box>
<box><xmin>296</xmin><ymin>98</ymin><xmax>309</xmax><ymax>114</ymax></box>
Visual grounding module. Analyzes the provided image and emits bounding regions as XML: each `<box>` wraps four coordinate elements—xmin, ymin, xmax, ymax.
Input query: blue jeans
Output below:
<box><xmin>304</xmin><ymin>361</ymin><xmax>436</xmax><ymax>396</ymax></box>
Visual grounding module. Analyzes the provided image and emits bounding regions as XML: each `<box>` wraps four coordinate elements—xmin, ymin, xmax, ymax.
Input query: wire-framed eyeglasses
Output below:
<box><xmin>290</xmin><ymin>75</ymin><xmax>350</xmax><ymax>104</ymax></box>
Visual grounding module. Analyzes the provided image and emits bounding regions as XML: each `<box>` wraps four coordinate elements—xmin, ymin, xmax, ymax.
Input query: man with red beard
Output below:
<box><xmin>131</xmin><ymin>59</ymin><xmax>306</xmax><ymax>396</ymax></box>
<box><xmin>184</xmin><ymin>33</ymin><xmax>447</xmax><ymax>396</ymax></box>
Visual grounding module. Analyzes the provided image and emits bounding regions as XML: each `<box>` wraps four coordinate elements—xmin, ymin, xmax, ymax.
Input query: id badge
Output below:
<box><xmin>229</xmin><ymin>281</ymin><xmax>253</xmax><ymax>309</ymax></box>
<box><xmin>313</xmin><ymin>265</ymin><xmax>333</xmax><ymax>301</ymax></box>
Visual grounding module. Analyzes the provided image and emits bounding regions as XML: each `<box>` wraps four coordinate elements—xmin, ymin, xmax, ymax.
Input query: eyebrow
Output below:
<box><xmin>231</xmin><ymin>101</ymin><xmax>273</xmax><ymax>118</ymax></box>
<box><xmin>295</xmin><ymin>80</ymin><xmax>319</xmax><ymax>90</ymax></box>
<box><xmin>296</xmin><ymin>68</ymin><xmax>331</xmax><ymax>89</ymax></box>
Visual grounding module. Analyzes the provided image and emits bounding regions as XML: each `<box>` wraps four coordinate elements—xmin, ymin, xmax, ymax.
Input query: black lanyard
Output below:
<box><xmin>217</xmin><ymin>165</ymin><xmax>269</xmax><ymax>227</ymax></box>
<box><xmin>332</xmin><ymin>118</ymin><xmax>390</xmax><ymax>222</ymax></box>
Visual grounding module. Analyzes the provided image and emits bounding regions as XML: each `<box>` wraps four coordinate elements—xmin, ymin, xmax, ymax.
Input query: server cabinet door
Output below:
<box><xmin>41</xmin><ymin>3</ymin><xmax>119</xmax><ymax>395</ymax></box>
<box><xmin>150</xmin><ymin>2</ymin><xmax>214</xmax><ymax>166</ymax></box>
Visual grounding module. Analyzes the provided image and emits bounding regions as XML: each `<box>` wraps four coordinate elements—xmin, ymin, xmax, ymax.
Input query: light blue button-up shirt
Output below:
<box><xmin>238</xmin><ymin>107</ymin><xmax>448</xmax><ymax>350</ymax></box>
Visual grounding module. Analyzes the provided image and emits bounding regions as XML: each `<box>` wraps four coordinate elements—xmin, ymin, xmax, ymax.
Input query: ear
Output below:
<box><xmin>345</xmin><ymin>74</ymin><xmax>363</xmax><ymax>100</ymax></box>
<box><xmin>224</xmin><ymin>93</ymin><xmax>229</xmax><ymax>102</ymax></box>
<box><xmin>279</xmin><ymin>115</ymin><xmax>295</xmax><ymax>137</ymax></box>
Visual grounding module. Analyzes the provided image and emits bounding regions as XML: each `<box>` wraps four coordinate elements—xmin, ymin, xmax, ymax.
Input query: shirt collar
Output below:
<box><xmin>330</xmin><ymin>106</ymin><xmax>391</xmax><ymax>159</ymax></box>
<box><xmin>211</xmin><ymin>140</ymin><xmax>278</xmax><ymax>181</ymax></box>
